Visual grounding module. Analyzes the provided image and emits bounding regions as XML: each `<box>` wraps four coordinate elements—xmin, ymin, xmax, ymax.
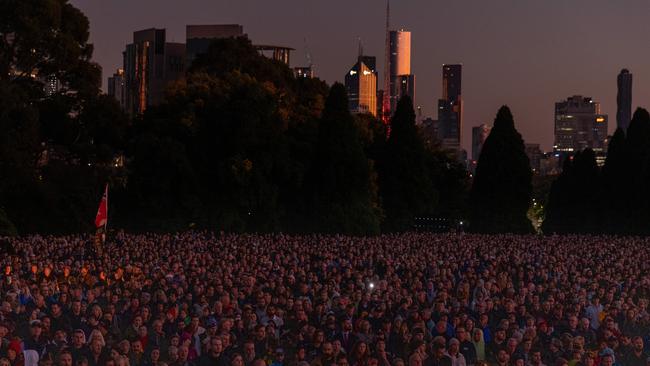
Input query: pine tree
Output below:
<box><xmin>307</xmin><ymin>83</ymin><xmax>381</xmax><ymax>234</ymax></box>
<box><xmin>470</xmin><ymin>106</ymin><xmax>532</xmax><ymax>233</ymax></box>
<box><xmin>377</xmin><ymin>96</ymin><xmax>437</xmax><ymax>232</ymax></box>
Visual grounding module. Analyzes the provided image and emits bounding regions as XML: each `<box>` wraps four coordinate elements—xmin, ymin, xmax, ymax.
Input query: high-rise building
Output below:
<box><xmin>420</xmin><ymin>117</ymin><xmax>438</xmax><ymax>147</ymax></box>
<box><xmin>397</xmin><ymin>74</ymin><xmax>415</xmax><ymax>104</ymax></box>
<box><xmin>345</xmin><ymin>55</ymin><xmax>378</xmax><ymax>117</ymax></box>
<box><xmin>107</xmin><ymin>69</ymin><xmax>125</xmax><ymax>109</ymax></box>
<box><xmin>617</xmin><ymin>69</ymin><xmax>632</xmax><ymax>133</ymax></box>
<box><xmin>388</xmin><ymin>29</ymin><xmax>414</xmax><ymax>113</ymax></box>
<box><xmin>471</xmin><ymin>124</ymin><xmax>490</xmax><ymax>162</ymax></box>
<box><xmin>437</xmin><ymin>64</ymin><xmax>463</xmax><ymax>153</ymax></box>
<box><xmin>554</xmin><ymin>95</ymin><xmax>608</xmax><ymax>162</ymax></box>
<box><xmin>123</xmin><ymin>28</ymin><xmax>186</xmax><ymax>115</ymax></box>
<box><xmin>381</xmin><ymin>0</ymin><xmax>391</xmax><ymax>123</ymax></box>
<box><xmin>186</xmin><ymin>24</ymin><xmax>244</xmax><ymax>67</ymax></box>
<box><xmin>44</xmin><ymin>75</ymin><xmax>60</xmax><ymax>97</ymax></box>
<box><xmin>525</xmin><ymin>143</ymin><xmax>542</xmax><ymax>173</ymax></box>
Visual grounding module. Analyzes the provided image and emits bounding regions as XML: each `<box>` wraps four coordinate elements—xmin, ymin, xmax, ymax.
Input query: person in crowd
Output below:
<box><xmin>0</xmin><ymin>232</ymin><xmax>649</xmax><ymax>365</ymax></box>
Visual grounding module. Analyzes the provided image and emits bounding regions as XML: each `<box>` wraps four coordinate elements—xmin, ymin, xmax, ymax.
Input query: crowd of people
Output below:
<box><xmin>0</xmin><ymin>232</ymin><xmax>649</xmax><ymax>366</ymax></box>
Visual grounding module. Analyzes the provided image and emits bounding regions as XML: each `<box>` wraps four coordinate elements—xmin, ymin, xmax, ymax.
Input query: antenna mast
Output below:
<box><xmin>382</xmin><ymin>0</ymin><xmax>391</xmax><ymax>123</ymax></box>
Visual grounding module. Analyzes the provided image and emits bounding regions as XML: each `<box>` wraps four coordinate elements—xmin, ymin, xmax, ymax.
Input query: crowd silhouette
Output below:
<box><xmin>0</xmin><ymin>232</ymin><xmax>648</xmax><ymax>366</ymax></box>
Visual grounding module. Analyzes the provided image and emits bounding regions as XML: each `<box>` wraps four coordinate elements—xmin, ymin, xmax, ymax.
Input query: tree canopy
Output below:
<box><xmin>470</xmin><ymin>106</ymin><xmax>533</xmax><ymax>233</ymax></box>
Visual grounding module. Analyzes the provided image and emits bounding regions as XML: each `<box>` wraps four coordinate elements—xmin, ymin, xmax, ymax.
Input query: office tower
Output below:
<box><xmin>186</xmin><ymin>24</ymin><xmax>244</xmax><ymax>67</ymax></box>
<box><xmin>420</xmin><ymin>117</ymin><xmax>438</xmax><ymax>146</ymax></box>
<box><xmin>381</xmin><ymin>1</ymin><xmax>415</xmax><ymax>121</ymax></box>
<box><xmin>617</xmin><ymin>69</ymin><xmax>632</xmax><ymax>133</ymax></box>
<box><xmin>389</xmin><ymin>29</ymin><xmax>413</xmax><ymax>112</ymax></box>
<box><xmin>44</xmin><ymin>75</ymin><xmax>60</xmax><ymax>97</ymax></box>
<box><xmin>107</xmin><ymin>69</ymin><xmax>125</xmax><ymax>109</ymax></box>
<box><xmin>437</xmin><ymin>64</ymin><xmax>463</xmax><ymax>153</ymax></box>
<box><xmin>471</xmin><ymin>124</ymin><xmax>490</xmax><ymax>162</ymax></box>
<box><xmin>345</xmin><ymin>55</ymin><xmax>378</xmax><ymax>117</ymax></box>
<box><xmin>525</xmin><ymin>143</ymin><xmax>542</xmax><ymax>173</ymax></box>
<box><xmin>397</xmin><ymin>74</ymin><xmax>415</xmax><ymax>104</ymax></box>
<box><xmin>123</xmin><ymin>28</ymin><xmax>186</xmax><ymax>115</ymax></box>
<box><xmin>381</xmin><ymin>0</ymin><xmax>391</xmax><ymax>123</ymax></box>
<box><xmin>554</xmin><ymin>95</ymin><xmax>608</xmax><ymax>164</ymax></box>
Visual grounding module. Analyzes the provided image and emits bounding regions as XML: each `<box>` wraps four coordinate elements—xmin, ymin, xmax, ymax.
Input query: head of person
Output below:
<box><xmin>57</xmin><ymin>351</ymin><xmax>73</xmax><ymax>366</ymax></box>
<box><xmin>209</xmin><ymin>337</ymin><xmax>223</xmax><ymax>357</ymax></box>
<box><xmin>244</xmin><ymin>341</ymin><xmax>256</xmax><ymax>361</ymax></box>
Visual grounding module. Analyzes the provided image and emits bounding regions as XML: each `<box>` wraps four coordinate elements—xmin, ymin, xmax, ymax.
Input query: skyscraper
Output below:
<box><xmin>345</xmin><ymin>55</ymin><xmax>378</xmax><ymax>117</ymax></box>
<box><xmin>437</xmin><ymin>64</ymin><xmax>463</xmax><ymax>153</ymax></box>
<box><xmin>44</xmin><ymin>75</ymin><xmax>59</xmax><ymax>97</ymax></box>
<box><xmin>471</xmin><ymin>124</ymin><xmax>490</xmax><ymax>162</ymax></box>
<box><xmin>186</xmin><ymin>24</ymin><xmax>244</xmax><ymax>67</ymax></box>
<box><xmin>107</xmin><ymin>68</ymin><xmax>125</xmax><ymax>109</ymax></box>
<box><xmin>554</xmin><ymin>95</ymin><xmax>608</xmax><ymax>164</ymax></box>
<box><xmin>389</xmin><ymin>29</ymin><xmax>413</xmax><ymax>113</ymax></box>
<box><xmin>617</xmin><ymin>69</ymin><xmax>632</xmax><ymax>133</ymax></box>
<box><xmin>381</xmin><ymin>0</ymin><xmax>391</xmax><ymax>123</ymax></box>
<box><xmin>525</xmin><ymin>143</ymin><xmax>542</xmax><ymax>173</ymax></box>
<box><xmin>123</xmin><ymin>28</ymin><xmax>186</xmax><ymax>115</ymax></box>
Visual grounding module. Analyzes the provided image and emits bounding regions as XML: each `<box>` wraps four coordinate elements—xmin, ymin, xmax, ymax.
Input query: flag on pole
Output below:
<box><xmin>95</xmin><ymin>184</ymin><xmax>108</xmax><ymax>228</ymax></box>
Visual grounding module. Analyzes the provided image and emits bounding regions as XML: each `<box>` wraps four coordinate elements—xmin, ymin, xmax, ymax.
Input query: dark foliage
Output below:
<box><xmin>543</xmin><ymin>149</ymin><xmax>600</xmax><ymax>234</ymax></box>
<box><xmin>470</xmin><ymin>106</ymin><xmax>533</xmax><ymax>233</ymax></box>
<box><xmin>377</xmin><ymin>96</ymin><xmax>438</xmax><ymax>232</ymax></box>
<box><xmin>0</xmin><ymin>2</ymin><xmax>470</xmax><ymax>234</ymax></box>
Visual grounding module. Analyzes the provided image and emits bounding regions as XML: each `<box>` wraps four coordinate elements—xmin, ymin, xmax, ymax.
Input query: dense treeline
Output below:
<box><xmin>9</xmin><ymin>0</ymin><xmax>648</xmax><ymax>236</ymax></box>
<box><xmin>0</xmin><ymin>0</ymin><xmax>468</xmax><ymax>235</ymax></box>
<box><xmin>543</xmin><ymin>109</ymin><xmax>650</xmax><ymax>235</ymax></box>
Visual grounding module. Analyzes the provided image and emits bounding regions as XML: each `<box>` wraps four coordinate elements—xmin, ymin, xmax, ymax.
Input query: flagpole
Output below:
<box><xmin>104</xmin><ymin>183</ymin><xmax>108</xmax><ymax>243</ymax></box>
<box><xmin>94</xmin><ymin>183</ymin><xmax>108</xmax><ymax>256</ymax></box>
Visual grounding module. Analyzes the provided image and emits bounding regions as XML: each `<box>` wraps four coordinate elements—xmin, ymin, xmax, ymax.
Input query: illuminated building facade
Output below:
<box><xmin>437</xmin><ymin>64</ymin><xmax>463</xmax><ymax>153</ymax></box>
<box><xmin>107</xmin><ymin>68</ymin><xmax>125</xmax><ymax>109</ymax></box>
<box><xmin>345</xmin><ymin>55</ymin><xmax>378</xmax><ymax>117</ymax></box>
<box><xmin>123</xmin><ymin>28</ymin><xmax>186</xmax><ymax>115</ymax></box>
<box><xmin>44</xmin><ymin>75</ymin><xmax>60</xmax><ymax>97</ymax></box>
<box><xmin>389</xmin><ymin>30</ymin><xmax>413</xmax><ymax>113</ymax></box>
<box><xmin>554</xmin><ymin>95</ymin><xmax>608</xmax><ymax>163</ymax></box>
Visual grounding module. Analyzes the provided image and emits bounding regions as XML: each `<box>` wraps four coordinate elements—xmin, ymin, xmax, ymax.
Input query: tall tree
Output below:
<box><xmin>0</xmin><ymin>0</ymin><xmax>101</xmax><ymax>96</ymax></box>
<box><xmin>601</xmin><ymin>128</ymin><xmax>627</xmax><ymax>233</ymax></box>
<box><xmin>543</xmin><ymin>149</ymin><xmax>601</xmax><ymax>234</ymax></box>
<box><xmin>625</xmin><ymin>108</ymin><xmax>650</xmax><ymax>233</ymax></box>
<box><xmin>377</xmin><ymin>96</ymin><xmax>437</xmax><ymax>232</ymax></box>
<box><xmin>305</xmin><ymin>83</ymin><xmax>381</xmax><ymax>234</ymax></box>
<box><xmin>470</xmin><ymin>106</ymin><xmax>532</xmax><ymax>233</ymax></box>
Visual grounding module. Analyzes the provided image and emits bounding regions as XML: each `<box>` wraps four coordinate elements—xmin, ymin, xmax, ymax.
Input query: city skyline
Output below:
<box><xmin>70</xmin><ymin>0</ymin><xmax>650</xmax><ymax>151</ymax></box>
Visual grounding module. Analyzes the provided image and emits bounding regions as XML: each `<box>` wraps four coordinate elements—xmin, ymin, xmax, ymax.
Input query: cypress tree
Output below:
<box><xmin>377</xmin><ymin>96</ymin><xmax>437</xmax><ymax>232</ymax></box>
<box><xmin>307</xmin><ymin>83</ymin><xmax>381</xmax><ymax>235</ymax></box>
<box><xmin>543</xmin><ymin>149</ymin><xmax>600</xmax><ymax>234</ymax></box>
<box><xmin>601</xmin><ymin>128</ymin><xmax>627</xmax><ymax>233</ymax></box>
<box><xmin>469</xmin><ymin>106</ymin><xmax>532</xmax><ymax>233</ymax></box>
<box><xmin>626</xmin><ymin>108</ymin><xmax>650</xmax><ymax>233</ymax></box>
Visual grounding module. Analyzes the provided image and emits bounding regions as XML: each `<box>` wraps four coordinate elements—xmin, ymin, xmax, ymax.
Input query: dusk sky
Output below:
<box><xmin>70</xmin><ymin>0</ymin><xmax>650</xmax><ymax>151</ymax></box>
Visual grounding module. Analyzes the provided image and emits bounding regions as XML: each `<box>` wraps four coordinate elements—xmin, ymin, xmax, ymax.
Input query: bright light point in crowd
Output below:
<box><xmin>369</xmin><ymin>282</ymin><xmax>375</xmax><ymax>289</ymax></box>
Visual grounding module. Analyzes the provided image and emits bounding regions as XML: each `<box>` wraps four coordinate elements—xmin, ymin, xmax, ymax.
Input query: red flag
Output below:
<box><xmin>95</xmin><ymin>184</ymin><xmax>108</xmax><ymax>228</ymax></box>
